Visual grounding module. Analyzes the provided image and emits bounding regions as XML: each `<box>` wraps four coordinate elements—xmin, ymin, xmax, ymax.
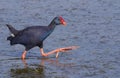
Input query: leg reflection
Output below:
<box><xmin>22</xmin><ymin>57</ymin><xmax>75</xmax><ymax>68</ymax></box>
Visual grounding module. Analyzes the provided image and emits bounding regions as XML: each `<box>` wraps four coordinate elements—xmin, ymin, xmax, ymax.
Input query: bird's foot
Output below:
<box><xmin>40</xmin><ymin>46</ymin><xmax>79</xmax><ymax>58</ymax></box>
<box><xmin>55</xmin><ymin>46</ymin><xmax>79</xmax><ymax>52</ymax></box>
<box><xmin>55</xmin><ymin>46</ymin><xmax>79</xmax><ymax>58</ymax></box>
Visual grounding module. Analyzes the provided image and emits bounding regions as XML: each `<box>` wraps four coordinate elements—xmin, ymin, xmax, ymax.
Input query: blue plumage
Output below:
<box><xmin>7</xmin><ymin>16</ymin><xmax>66</xmax><ymax>51</ymax></box>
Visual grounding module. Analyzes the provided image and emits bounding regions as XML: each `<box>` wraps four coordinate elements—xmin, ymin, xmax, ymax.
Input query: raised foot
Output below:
<box><xmin>41</xmin><ymin>46</ymin><xmax>79</xmax><ymax>58</ymax></box>
<box><xmin>55</xmin><ymin>46</ymin><xmax>79</xmax><ymax>58</ymax></box>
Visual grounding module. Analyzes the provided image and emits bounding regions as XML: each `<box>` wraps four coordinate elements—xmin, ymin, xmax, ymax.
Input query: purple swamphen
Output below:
<box><xmin>7</xmin><ymin>16</ymin><xmax>78</xmax><ymax>60</ymax></box>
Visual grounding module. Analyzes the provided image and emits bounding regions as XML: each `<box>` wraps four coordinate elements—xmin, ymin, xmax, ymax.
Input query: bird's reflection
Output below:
<box><xmin>22</xmin><ymin>57</ymin><xmax>59</xmax><ymax>67</ymax></box>
<box><xmin>10</xmin><ymin>57</ymin><xmax>74</xmax><ymax>78</ymax></box>
<box><xmin>22</xmin><ymin>57</ymin><xmax>74</xmax><ymax>67</ymax></box>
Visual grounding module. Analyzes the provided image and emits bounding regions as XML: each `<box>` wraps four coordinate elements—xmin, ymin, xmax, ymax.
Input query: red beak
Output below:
<box><xmin>62</xmin><ymin>21</ymin><xmax>67</xmax><ymax>26</ymax></box>
<box><xmin>59</xmin><ymin>16</ymin><xmax>67</xmax><ymax>26</ymax></box>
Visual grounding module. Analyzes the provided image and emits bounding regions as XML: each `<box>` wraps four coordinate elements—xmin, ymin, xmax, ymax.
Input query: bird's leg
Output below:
<box><xmin>40</xmin><ymin>46</ymin><xmax>79</xmax><ymax>58</ymax></box>
<box><xmin>21</xmin><ymin>50</ymin><xmax>27</xmax><ymax>60</ymax></box>
<box><xmin>40</xmin><ymin>48</ymin><xmax>60</xmax><ymax>57</ymax></box>
<box><xmin>40</xmin><ymin>48</ymin><xmax>48</xmax><ymax>57</ymax></box>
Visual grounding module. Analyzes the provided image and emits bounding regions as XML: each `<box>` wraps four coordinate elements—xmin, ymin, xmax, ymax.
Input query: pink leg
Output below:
<box><xmin>40</xmin><ymin>46</ymin><xmax>79</xmax><ymax>58</ymax></box>
<box><xmin>21</xmin><ymin>50</ymin><xmax>27</xmax><ymax>60</ymax></box>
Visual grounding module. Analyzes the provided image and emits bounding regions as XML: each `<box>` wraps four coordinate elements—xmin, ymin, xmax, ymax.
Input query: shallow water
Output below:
<box><xmin>0</xmin><ymin>0</ymin><xmax>120</xmax><ymax>78</ymax></box>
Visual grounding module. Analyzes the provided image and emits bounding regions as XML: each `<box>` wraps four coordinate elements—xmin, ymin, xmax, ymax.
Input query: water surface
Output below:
<box><xmin>0</xmin><ymin>0</ymin><xmax>120</xmax><ymax>78</ymax></box>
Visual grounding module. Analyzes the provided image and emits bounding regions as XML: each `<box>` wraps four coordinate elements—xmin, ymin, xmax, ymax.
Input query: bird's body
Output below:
<box><xmin>8</xmin><ymin>26</ymin><xmax>54</xmax><ymax>50</ymax></box>
<box><xmin>7</xmin><ymin>16</ymin><xmax>62</xmax><ymax>51</ymax></box>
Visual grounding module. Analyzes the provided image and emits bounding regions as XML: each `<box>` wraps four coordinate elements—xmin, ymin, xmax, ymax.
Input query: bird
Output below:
<box><xmin>7</xmin><ymin>16</ymin><xmax>78</xmax><ymax>60</ymax></box>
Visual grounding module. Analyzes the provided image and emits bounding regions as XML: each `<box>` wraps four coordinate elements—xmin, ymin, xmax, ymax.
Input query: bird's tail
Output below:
<box><xmin>6</xmin><ymin>24</ymin><xmax>19</xmax><ymax>45</ymax></box>
<box><xmin>7</xmin><ymin>36</ymin><xmax>13</xmax><ymax>41</ymax></box>
<box><xmin>6</xmin><ymin>24</ymin><xmax>19</xmax><ymax>35</ymax></box>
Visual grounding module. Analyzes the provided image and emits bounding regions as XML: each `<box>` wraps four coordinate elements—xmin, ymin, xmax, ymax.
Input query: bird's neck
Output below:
<box><xmin>40</xmin><ymin>21</ymin><xmax>56</xmax><ymax>41</ymax></box>
<box><xmin>48</xmin><ymin>19</ymin><xmax>56</xmax><ymax>30</ymax></box>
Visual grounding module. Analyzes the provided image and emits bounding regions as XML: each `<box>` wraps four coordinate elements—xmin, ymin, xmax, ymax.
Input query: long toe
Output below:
<box><xmin>56</xmin><ymin>52</ymin><xmax>59</xmax><ymax>58</ymax></box>
<box><xmin>58</xmin><ymin>46</ymin><xmax>80</xmax><ymax>52</ymax></box>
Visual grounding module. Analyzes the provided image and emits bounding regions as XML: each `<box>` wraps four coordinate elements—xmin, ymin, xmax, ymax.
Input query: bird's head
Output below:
<box><xmin>54</xmin><ymin>16</ymin><xmax>67</xmax><ymax>26</ymax></box>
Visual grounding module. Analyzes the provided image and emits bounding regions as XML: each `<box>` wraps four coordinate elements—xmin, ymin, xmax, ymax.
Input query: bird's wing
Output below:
<box><xmin>12</xmin><ymin>26</ymin><xmax>49</xmax><ymax>45</ymax></box>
